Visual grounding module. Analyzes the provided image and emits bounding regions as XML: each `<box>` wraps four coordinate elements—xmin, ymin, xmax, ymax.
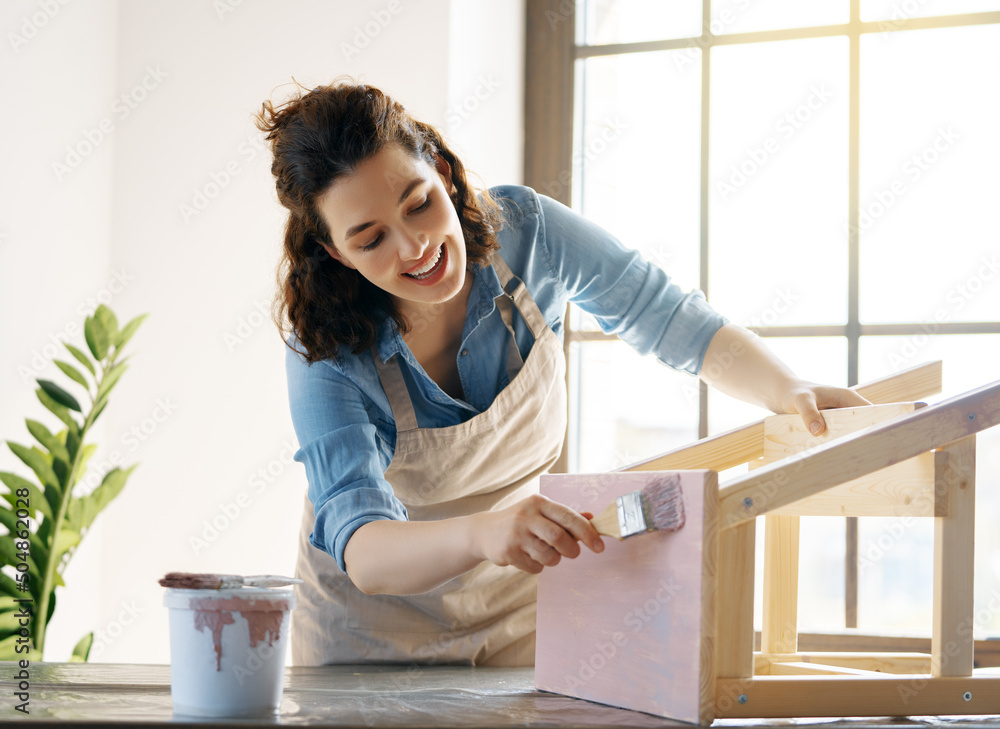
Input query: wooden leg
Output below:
<box><xmin>716</xmin><ymin>521</ymin><xmax>756</xmax><ymax>678</ymax></box>
<box><xmin>762</xmin><ymin>515</ymin><xmax>799</xmax><ymax>654</ymax></box>
<box><xmin>932</xmin><ymin>435</ymin><xmax>976</xmax><ymax>677</ymax></box>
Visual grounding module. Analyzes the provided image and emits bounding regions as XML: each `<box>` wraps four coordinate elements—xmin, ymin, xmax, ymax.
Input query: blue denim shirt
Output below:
<box><xmin>286</xmin><ymin>185</ymin><xmax>727</xmax><ymax>572</ymax></box>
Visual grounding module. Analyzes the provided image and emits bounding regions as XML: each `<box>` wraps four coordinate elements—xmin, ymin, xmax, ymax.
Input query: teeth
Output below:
<box><xmin>408</xmin><ymin>247</ymin><xmax>442</xmax><ymax>277</ymax></box>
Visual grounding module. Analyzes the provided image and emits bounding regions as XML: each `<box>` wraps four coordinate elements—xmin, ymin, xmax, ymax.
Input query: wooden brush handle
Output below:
<box><xmin>589</xmin><ymin>500</ymin><xmax>623</xmax><ymax>540</ymax></box>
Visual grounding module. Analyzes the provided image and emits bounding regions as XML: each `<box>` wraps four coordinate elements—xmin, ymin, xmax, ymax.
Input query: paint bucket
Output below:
<box><xmin>163</xmin><ymin>587</ymin><xmax>295</xmax><ymax>717</ymax></box>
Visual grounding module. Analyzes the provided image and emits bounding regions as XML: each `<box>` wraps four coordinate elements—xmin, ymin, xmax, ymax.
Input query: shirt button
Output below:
<box><xmin>460</xmin><ymin>349</ymin><xmax>469</xmax><ymax>357</ymax></box>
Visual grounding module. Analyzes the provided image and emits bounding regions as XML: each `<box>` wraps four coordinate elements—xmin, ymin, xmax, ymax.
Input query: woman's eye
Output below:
<box><xmin>362</xmin><ymin>233</ymin><xmax>383</xmax><ymax>251</ymax></box>
<box><xmin>411</xmin><ymin>198</ymin><xmax>431</xmax><ymax>214</ymax></box>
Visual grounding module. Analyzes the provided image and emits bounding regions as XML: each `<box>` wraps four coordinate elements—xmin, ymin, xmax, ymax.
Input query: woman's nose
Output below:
<box><xmin>399</xmin><ymin>230</ymin><xmax>429</xmax><ymax>260</ymax></box>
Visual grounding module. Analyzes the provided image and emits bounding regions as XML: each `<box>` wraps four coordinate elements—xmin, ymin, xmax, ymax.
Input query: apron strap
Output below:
<box><xmin>372</xmin><ymin>350</ymin><xmax>420</xmax><ymax>433</ymax></box>
<box><xmin>490</xmin><ymin>253</ymin><xmax>548</xmax><ymax>341</ymax></box>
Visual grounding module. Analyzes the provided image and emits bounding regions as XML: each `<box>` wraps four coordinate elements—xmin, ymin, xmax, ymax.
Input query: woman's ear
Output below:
<box><xmin>433</xmin><ymin>153</ymin><xmax>453</xmax><ymax>191</ymax></box>
<box><xmin>321</xmin><ymin>241</ymin><xmax>356</xmax><ymax>270</ymax></box>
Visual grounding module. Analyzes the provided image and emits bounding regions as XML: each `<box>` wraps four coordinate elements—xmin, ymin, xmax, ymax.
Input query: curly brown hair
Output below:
<box><xmin>255</xmin><ymin>79</ymin><xmax>503</xmax><ymax>363</ymax></box>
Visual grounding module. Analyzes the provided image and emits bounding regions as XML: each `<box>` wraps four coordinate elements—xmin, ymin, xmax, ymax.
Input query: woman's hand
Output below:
<box><xmin>472</xmin><ymin>494</ymin><xmax>604</xmax><ymax>574</ymax></box>
<box><xmin>701</xmin><ymin>324</ymin><xmax>872</xmax><ymax>435</ymax></box>
<box><xmin>777</xmin><ymin>380</ymin><xmax>871</xmax><ymax>435</ymax></box>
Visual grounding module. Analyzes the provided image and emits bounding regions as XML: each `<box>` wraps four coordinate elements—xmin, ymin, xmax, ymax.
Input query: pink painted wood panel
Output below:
<box><xmin>536</xmin><ymin>471</ymin><xmax>713</xmax><ymax>724</ymax></box>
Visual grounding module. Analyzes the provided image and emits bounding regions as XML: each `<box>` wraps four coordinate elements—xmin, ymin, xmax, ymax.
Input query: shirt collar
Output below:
<box><xmin>371</xmin><ymin>252</ymin><xmax>505</xmax><ymax>366</ymax></box>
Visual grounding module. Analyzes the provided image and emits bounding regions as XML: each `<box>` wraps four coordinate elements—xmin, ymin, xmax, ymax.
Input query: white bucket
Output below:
<box><xmin>163</xmin><ymin>587</ymin><xmax>296</xmax><ymax>717</ymax></box>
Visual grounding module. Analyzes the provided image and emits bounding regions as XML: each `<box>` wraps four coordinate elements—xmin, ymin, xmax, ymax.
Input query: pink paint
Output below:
<box><xmin>191</xmin><ymin>596</ymin><xmax>290</xmax><ymax>671</ymax></box>
<box><xmin>535</xmin><ymin>471</ymin><xmax>712</xmax><ymax>724</ymax></box>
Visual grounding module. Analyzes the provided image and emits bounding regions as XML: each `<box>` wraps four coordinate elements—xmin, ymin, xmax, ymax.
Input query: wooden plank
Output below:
<box><xmin>763</xmin><ymin>651</ymin><xmax>933</xmax><ymax>674</ymax></box>
<box><xmin>622</xmin><ymin>361</ymin><xmax>944</xmax><ymax>475</ymax></box>
<box><xmin>768</xmin><ymin>661</ymin><xmax>879</xmax><ymax>676</ymax></box>
<box><xmin>756</xmin><ymin>631</ymin><xmax>1000</xmax><ymax>669</ymax></box>
<box><xmin>715</xmin><ymin>521</ymin><xmax>756</xmax><ymax>679</ymax></box>
<box><xmin>761</xmin><ymin>516</ymin><xmax>799</xmax><ymax>654</ymax></box>
<box><xmin>535</xmin><ymin>471</ymin><xmax>717</xmax><ymax>724</ymax></box>
<box><xmin>716</xmin><ymin>675</ymin><xmax>1000</xmax><ymax>718</ymax></box>
<box><xmin>762</xmin><ymin>403</ymin><xmax>937</xmax><ymax>518</ymax></box>
<box><xmin>698</xmin><ymin>471</ymin><xmax>719</xmax><ymax>725</ymax></box>
<box><xmin>932</xmin><ymin>436</ymin><xmax>977</xmax><ymax>677</ymax></box>
<box><xmin>718</xmin><ymin>379</ymin><xmax>1000</xmax><ymax>528</ymax></box>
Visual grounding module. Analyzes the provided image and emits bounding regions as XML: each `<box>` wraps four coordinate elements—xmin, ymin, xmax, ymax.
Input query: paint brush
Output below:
<box><xmin>158</xmin><ymin>572</ymin><xmax>303</xmax><ymax>589</ymax></box>
<box><xmin>589</xmin><ymin>474</ymin><xmax>686</xmax><ymax>540</ymax></box>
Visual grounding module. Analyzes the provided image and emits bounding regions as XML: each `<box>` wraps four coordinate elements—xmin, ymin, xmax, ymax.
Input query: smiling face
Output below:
<box><xmin>316</xmin><ymin>144</ymin><xmax>468</xmax><ymax>317</ymax></box>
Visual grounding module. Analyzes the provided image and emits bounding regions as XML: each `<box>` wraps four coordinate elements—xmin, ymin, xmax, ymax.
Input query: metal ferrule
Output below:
<box><xmin>616</xmin><ymin>491</ymin><xmax>650</xmax><ymax>538</ymax></box>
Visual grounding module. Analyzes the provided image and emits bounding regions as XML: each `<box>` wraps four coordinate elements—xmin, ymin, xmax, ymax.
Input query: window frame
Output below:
<box><xmin>524</xmin><ymin>0</ymin><xmax>1000</xmax><ymax>629</ymax></box>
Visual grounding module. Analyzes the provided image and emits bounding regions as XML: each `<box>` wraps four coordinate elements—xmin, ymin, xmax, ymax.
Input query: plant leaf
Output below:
<box><xmin>115</xmin><ymin>313</ymin><xmax>148</xmax><ymax>353</ymax></box>
<box><xmin>0</xmin><ymin>534</ymin><xmax>41</xmax><ymax>578</ymax></box>
<box><xmin>0</xmin><ymin>472</ymin><xmax>53</xmax><ymax>522</ymax></box>
<box><xmin>51</xmin><ymin>528</ymin><xmax>81</xmax><ymax>568</ymax></box>
<box><xmin>73</xmin><ymin>444</ymin><xmax>99</xmax><ymax>489</ymax></box>
<box><xmin>36</xmin><ymin>387</ymin><xmax>76</xmax><ymax>429</ymax></box>
<box><xmin>0</xmin><ymin>509</ymin><xmax>48</xmax><ymax>564</ymax></box>
<box><xmin>90</xmin><ymin>398</ymin><xmax>109</xmax><ymax>426</ymax></box>
<box><xmin>0</xmin><ymin>572</ymin><xmax>20</xmax><ymax>599</ymax></box>
<box><xmin>68</xmin><ymin>465</ymin><xmax>136</xmax><ymax>534</ymax></box>
<box><xmin>37</xmin><ymin>380</ymin><xmax>81</xmax><ymax>413</ymax></box>
<box><xmin>54</xmin><ymin>359</ymin><xmax>90</xmax><ymax>391</ymax></box>
<box><xmin>70</xmin><ymin>632</ymin><xmax>93</xmax><ymax>662</ymax></box>
<box><xmin>64</xmin><ymin>343</ymin><xmax>96</xmax><ymax>377</ymax></box>
<box><xmin>6</xmin><ymin>441</ymin><xmax>59</xmax><ymax>491</ymax></box>
<box><xmin>96</xmin><ymin>361</ymin><xmax>128</xmax><ymax>402</ymax></box>
<box><xmin>94</xmin><ymin>305</ymin><xmax>119</xmax><ymax>348</ymax></box>
<box><xmin>25</xmin><ymin>419</ymin><xmax>70</xmax><ymax>464</ymax></box>
<box><xmin>84</xmin><ymin>316</ymin><xmax>109</xmax><ymax>361</ymax></box>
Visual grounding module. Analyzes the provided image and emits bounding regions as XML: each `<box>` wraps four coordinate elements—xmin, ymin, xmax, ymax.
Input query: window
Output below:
<box><xmin>526</xmin><ymin>0</ymin><xmax>1000</xmax><ymax>639</ymax></box>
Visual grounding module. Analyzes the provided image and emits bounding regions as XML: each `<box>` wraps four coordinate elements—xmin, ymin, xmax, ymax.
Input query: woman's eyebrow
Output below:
<box><xmin>344</xmin><ymin>178</ymin><xmax>424</xmax><ymax>241</ymax></box>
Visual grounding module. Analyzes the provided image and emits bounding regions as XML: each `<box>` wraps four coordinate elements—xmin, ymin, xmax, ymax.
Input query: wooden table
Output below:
<box><xmin>3</xmin><ymin>662</ymin><xmax>1000</xmax><ymax>728</ymax></box>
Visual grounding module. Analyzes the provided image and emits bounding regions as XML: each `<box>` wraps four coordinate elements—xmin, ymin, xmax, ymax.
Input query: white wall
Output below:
<box><xmin>0</xmin><ymin>0</ymin><xmax>524</xmax><ymax>665</ymax></box>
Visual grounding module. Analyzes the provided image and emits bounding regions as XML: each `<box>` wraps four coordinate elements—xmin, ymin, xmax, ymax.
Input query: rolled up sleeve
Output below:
<box><xmin>536</xmin><ymin>194</ymin><xmax>727</xmax><ymax>375</ymax></box>
<box><xmin>286</xmin><ymin>345</ymin><xmax>407</xmax><ymax>573</ymax></box>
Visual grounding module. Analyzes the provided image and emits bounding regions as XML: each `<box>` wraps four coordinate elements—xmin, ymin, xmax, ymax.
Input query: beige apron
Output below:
<box><xmin>291</xmin><ymin>253</ymin><xmax>567</xmax><ymax>667</ymax></box>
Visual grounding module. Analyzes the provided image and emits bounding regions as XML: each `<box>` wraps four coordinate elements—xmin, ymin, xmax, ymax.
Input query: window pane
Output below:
<box><xmin>859</xmin><ymin>25</ymin><xmax>1000</xmax><ymax>324</ymax></box>
<box><xmin>572</xmin><ymin>50</ymin><xmax>702</xmax><ymax>331</ymax></box>
<box><xmin>712</xmin><ymin>0</ymin><xmax>848</xmax><ymax>35</ymax></box>
<box><xmin>571</xmin><ymin>340</ymin><xmax>700</xmax><ymax>472</ymax></box>
<box><xmin>710</xmin><ymin>37</ymin><xmax>848</xmax><ymax>327</ymax></box>
<box><xmin>861</xmin><ymin>0</ymin><xmax>1000</xmax><ymax>22</ymax></box>
<box><xmin>860</xmin><ymin>334</ymin><xmax>1000</xmax><ymax>635</ymax></box>
<box><xmin>579</xmin><ymin>0</ymin><xmax>703</xmax><ymax>45</ymax></box>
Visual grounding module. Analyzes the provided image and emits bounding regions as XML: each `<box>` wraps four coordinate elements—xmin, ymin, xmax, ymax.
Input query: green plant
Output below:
<box><xmin>0</xmin><ymin>304</ymin><xmax>147</xmax><ymax>661</ymax></box>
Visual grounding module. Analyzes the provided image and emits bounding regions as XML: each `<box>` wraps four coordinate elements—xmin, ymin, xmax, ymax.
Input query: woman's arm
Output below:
<box><xmin>345</xmin><ymin>494</ymin><xmax>603</xmax><ymax>595</ymax></box>
<box><xmin>700</xmin><ymin>323</ymin><xmax>871</xmax><ymax>434</ymax></box>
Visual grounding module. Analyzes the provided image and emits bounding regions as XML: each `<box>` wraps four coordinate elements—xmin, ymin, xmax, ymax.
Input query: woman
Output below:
<box><xmin>256</xmin><ymin>80</ymin><xmax>868</xmax><ymax>667</ymax></box>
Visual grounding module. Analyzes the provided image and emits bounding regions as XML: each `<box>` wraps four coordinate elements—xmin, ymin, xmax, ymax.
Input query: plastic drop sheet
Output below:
<box><xmin>4</xmin><ymin>662</ymin><xmax>1000</xmax><ymax>728</ymax></box>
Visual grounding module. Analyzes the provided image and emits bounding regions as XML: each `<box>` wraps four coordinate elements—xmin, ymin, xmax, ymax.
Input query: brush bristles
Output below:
<box><xmin>640</xmin><ymin>474</ymin><xmax>686</xmax><ymax>532</ymax></box>
<box><xmin>158</xmin><ymin>572</ymin><xmax>224</xmax><ymax>589</ymax></box>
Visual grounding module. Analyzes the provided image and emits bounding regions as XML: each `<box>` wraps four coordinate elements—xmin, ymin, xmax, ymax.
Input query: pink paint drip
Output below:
<box><xmin>191</xmin><ymin>596</ymin><xmax>290</xmax><ymax>671</ymax></box>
